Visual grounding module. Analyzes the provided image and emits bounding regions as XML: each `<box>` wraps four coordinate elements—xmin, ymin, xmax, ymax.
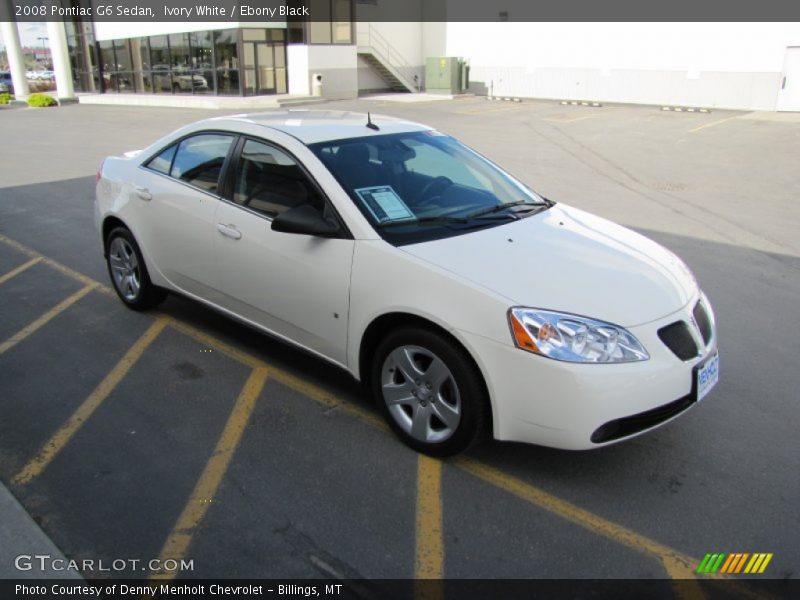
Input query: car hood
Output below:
<box><xmin>400</xmin><ymin>203</ymin><xmax>697</xmax><ymax>327</ymax></box>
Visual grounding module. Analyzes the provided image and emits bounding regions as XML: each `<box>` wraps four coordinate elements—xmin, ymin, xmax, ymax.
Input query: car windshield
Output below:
<box><xmin>309</xmin><ymin>131</ymin><xmax>551</xmax><ymax>245</ymax></box>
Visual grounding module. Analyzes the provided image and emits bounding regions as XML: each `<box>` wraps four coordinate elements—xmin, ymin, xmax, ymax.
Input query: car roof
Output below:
<box><xmin>206</xmin><ymin>109</ymin><xmax>432</xmax><ymax>145</ymax></box>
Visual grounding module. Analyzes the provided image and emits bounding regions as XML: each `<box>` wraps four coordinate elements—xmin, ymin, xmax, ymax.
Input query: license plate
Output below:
<box><xmin>696</xmin><ymin>352</ymin><xmax>719</xmax><ymax>402</ymax></box>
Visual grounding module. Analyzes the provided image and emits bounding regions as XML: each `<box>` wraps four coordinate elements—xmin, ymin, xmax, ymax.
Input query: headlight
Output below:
<box><xmin>508</xmin><ymin>308</ymin><xmax>649</xmax><ymax>363</ymax></box>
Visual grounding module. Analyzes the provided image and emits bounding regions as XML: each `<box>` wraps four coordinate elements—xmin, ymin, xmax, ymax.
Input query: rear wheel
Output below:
<box><xmin>106</xmin><ymin>226</ymin><xmax>166</xmax><ymax>310</ymax></box>
<box><xmin>372</xmin><ymin>327</ymin><xmax>489</xmax><ymax>456</ymax></box>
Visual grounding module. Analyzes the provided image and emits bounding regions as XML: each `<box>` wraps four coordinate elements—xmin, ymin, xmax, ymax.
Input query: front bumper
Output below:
<box><xmin>458</xmin><ymin>294</ymin><xmax>717</xmax><ymax>450</ymax></box>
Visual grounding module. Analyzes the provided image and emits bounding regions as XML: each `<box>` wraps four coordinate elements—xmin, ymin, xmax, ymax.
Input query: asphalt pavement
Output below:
<box><xmin>0</xmin><ymin>97</ymin><xmax>798</xmax><ymax>595</ymax></box>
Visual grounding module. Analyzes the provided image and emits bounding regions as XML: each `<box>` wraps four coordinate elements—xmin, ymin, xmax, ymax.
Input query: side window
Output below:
<box><xmin>146</xmin><ymin>144</ymin><xmax>177</xmax><ymax>175</ymax></box>
<box><xmin>170</xmin><ymin>133</ymin><xmax>234</xmax><ymax>193</ymax></box>
<box><xmin>232</xmin><ymin>139</ymin><xmax>323</xmax><ymax>218</ymax></box>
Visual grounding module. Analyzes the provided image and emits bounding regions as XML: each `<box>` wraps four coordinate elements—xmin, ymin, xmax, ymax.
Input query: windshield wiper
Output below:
<box><xmin>464</xmin><ymin>200</ymin><xmax>546</xmax><ymax>220</ymax></box>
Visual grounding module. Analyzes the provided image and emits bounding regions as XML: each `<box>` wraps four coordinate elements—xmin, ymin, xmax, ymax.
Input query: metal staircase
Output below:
<box><xmin>357</xmin><ymin>24</ymin><xmax>419</xmax><ymax>93</ymax></box>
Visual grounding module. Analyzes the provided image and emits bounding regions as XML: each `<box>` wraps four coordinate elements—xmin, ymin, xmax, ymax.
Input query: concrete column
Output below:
<box><xmin>46</xmin><ymin>20</ymin><xmax>75</xmax><ymax>100</ymax></box>
<box><xmin>0</xmin><ymin>20</ymin><xmax>30</xmax><ymax>99</ymax></box>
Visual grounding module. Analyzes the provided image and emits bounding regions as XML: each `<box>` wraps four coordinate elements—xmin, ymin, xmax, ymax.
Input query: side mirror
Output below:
<box><xmin>271</xmin><ymin>204</ymin><xmax>341</xmax><ymax>237</ymax></box>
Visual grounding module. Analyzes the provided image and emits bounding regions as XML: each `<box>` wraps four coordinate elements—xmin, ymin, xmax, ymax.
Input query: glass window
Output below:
<box><xmin>309</xmin><ymin>0</ymin><xmax>332</xmax><ymax>44</ymax></box>
<box><xmin>243</xmin><ymin>29</ymin><xmax>266</xmax><ymax>42</ymax></box>
<box><xmin>149</xmin><ymin>35</ymin><xmax>170</xmax><ymax>94</ymax></box>
<box><xmin>190</xmin><ymin>32</ymin><xmax>213</xmax><ymax>94</ymax></box>
<box><xmin>146</xmin><ymin>144</ymin><xmax>177</xmax><ymax>175</ymax></box>
<box><xmin>98</xmin><ymin>40</ymin><xmax>116</xmax><ymax>92</ymax></box>
<box><xmin>149</xmin><ymin>35</ymin><xmax>169</xmax><ymax>67</ymax></box>
<box><xmin>287</xmin><ymin>18</ymin><xmax>306</xmax><ymax>43</ymax></box>
<box><xmin>308</xmin><ymin>0</ymin><xmax>352</xmax><ymax>44</ymax></box>
<box><xmin>333</xmin><ymin>0</ymin><xmax>353</xmax><ymax>43</ymax></box>
<box><xmin>113</xmin><ymin>39</ymin><xmax>133</xmax><ymax>71</ymax></box>
<box><xmin>113</xmin><ymin>39</ymin><xmax>134</xmax><ymax>91</ymax></box>
<box><xmin>233</xmin><ymin>140</ymin><xmax>323</xmax><ymax>217</ymax></box>
<box><xmin>169</xmin><ymin>33</ymin><xmax>192</xmax><ymax>94</ymax></box>
<box><xmin>214</xmin><ymin>30</ymin><xmax>240</xmax><ymax>95</ymax></box>
<box><xmin>171</xmin><ymin>134</ymin><xmax>235</xmax><ymax>193</ymax></box>
<box><xmin>213</xmin><ymin>30</ymin><xmax>238</xmax><ymax>69</ymax></box>
<box><xmin>309</xmin><ymin>132</ymin><xmax>549</xmax><ymax>245</ymax></box>
<box><xmin>131</xmin><ymin>37</ymin><xmax>152</xmax><ymax>92</ymax></box>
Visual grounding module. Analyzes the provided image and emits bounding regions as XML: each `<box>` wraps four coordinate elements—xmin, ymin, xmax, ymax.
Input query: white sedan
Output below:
<box><xmin>94</xmin><ymin>110</ymin><xmax>719</xmax><ymax>456</ymax></box>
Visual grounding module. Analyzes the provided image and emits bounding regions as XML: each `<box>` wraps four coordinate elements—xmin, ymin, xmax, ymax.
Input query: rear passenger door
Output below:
<box><xmin>214</xmin><ymin>137</ymin><xmax>354</xmax><ymax>365</ymax></box>
<box><xmin>140</xmin><ymin>132</ymin><xmax>236</xmax><ymax>301</ymax></box>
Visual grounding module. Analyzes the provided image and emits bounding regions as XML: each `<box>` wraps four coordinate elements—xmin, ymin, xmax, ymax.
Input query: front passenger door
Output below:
<box><xmin>214</xmin><ymin>138</ymin><xmax>354</xmax><ymax>365</ymax></box>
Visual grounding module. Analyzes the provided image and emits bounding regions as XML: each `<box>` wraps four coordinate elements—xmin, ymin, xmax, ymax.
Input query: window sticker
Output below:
<box><xmin>354</xmin><ymin>186</ymin><xmax>415</xmax><ymax>223</ymax></box>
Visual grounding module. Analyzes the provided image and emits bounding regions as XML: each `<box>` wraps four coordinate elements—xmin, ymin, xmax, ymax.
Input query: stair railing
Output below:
<box><xmin>357</xmin><ymin>23</ymin><xmax>419</xmax><ymax>92</ymax></box>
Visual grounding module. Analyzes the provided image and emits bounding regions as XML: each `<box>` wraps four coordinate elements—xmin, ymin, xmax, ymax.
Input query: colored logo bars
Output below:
<box><xmin>697</xmin><ymin>553</ymin><xmax>773</xmax><ymax>574</ymax></box>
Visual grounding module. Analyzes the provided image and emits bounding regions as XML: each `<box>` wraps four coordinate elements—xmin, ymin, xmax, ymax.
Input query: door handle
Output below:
<box><xmin>216</xmin><ymin>223</ymin><xmax>242</xmax><ymax>240</ymax></box>
<box><xmin>782</xmin><ymin>76</ymin><xmax>787</xmax><ymax>90</ymax></box>
<box><xmin>135</xmin><ymin>186</ymin><xmax>152</xmax><ymax>201</ymax></box>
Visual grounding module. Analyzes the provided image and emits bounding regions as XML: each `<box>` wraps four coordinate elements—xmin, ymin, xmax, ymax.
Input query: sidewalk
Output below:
<box><xmin>0</xmin><ymin>482</ymin><xmax>81</xmax><ymax>579</ymax></box>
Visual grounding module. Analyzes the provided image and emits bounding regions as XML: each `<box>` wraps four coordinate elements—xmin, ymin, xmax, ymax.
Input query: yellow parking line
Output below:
<box><xmin>0</xmin><ymin>284</ymin><xmax>95</xmax><ymax>356</ymax></box>
<box><xmin>455</xmin><ymin>458</ymin><xmax>700</xmax><ymax>576</ymax></box>
<box><xmin>151</xmin><ymin>366</ymin><xmax>269</xmax><ymax>581</ymax></box>
<box><xmin>0</xmin><ymin>234</ymin><xmax>765</xmax><ymax>597</ymax></box>
<box><xmin>168</xmin><ymin>317</ymin><xmax>389</xmax><ymax>433</ymax></box>
<box><xmin>415</xmin><ymin>456</ymin><xmax>444</xmax><ymax>599</ymax></box>
<box><xmin>12</xmin><ymin>317</ymin><xmax>168</xmax><ymax>486</ymax></box>
<box><xmin>0</xmin><ymin>257</ymin><xmax>42</xmax><ymax>285</ymax></box>
<box><xmin>689</xmin><ymin>115</ymin><xmax>740</xmax><ymax>133</ymax></box>
<box><xmin>0</xmin><ymin>233</ymin><xmax>115</xmax><ymax>298</ymax></box>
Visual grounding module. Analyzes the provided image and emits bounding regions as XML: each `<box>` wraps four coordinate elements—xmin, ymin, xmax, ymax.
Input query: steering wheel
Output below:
<box><xmin>417</xmin><ymin>176</ymin><xmax>453</xmax><ymax>204</ymax></box>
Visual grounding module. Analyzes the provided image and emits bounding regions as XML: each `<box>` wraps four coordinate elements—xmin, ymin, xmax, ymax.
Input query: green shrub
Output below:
<box><xmin>0</xmin><ymin>93</ymin><xmax>12</xmax><ymax>105</ymax></box>
<box><xmin>27</xmin><ymin>93</ymin><xmax>57</xmax><ymax>107</ymax></box>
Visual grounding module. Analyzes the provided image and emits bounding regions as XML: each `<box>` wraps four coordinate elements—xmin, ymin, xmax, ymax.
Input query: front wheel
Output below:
<box><xmin>106</xmin><ymin>226</ymin><xmax>166</xmax><ymax>310</ymax></box>
<box><xmin>372</xmin><ymin>328</ymin><xmax>490</xmax><ymax>456</ymax></box>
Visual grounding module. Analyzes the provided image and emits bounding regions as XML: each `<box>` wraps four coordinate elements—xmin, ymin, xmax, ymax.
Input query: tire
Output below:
<box><xmin>105</xmin><ymin>226</ymin><xmax>166</xmax><ymax>311</ymax></box>
<box><xmin>372</xmin><ymin>327</ymin><xmax>490</xmax><ymax>456</ymax></box>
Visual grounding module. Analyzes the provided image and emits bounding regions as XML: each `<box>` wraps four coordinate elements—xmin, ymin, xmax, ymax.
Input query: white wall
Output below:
<box><xmin>357</xmin><ymin>55</ymin><xmax>392</xmax><ymax>92</ymax></box>
<box><xmin>287</xmin><ymin>45</ymin><xmax>309</xmax><ymax>95</ymax></box>
<box><xmin>307</xmin><ymin>44</ymin><xmax>358</xmax><ymax>99</ymax></box>
<box><xmin>444</xmin><ymin>23</ymin><xmax>800</xmax><ymax>110</ymax></box>
<box><xmin>358</xmin><ymin>22</ymin><xmax>423</xmax><ymax>66</ymax></box>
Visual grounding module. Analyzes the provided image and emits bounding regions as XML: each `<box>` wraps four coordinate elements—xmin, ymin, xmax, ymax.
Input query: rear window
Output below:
<box><xmin>146</xmin><ymin>144</ymin><xmax>176</xmax><ymax>175</ymax></box>
<box><xmin>144</xmin><ymin>133</ymin><xmax>235</xmax><ymax>194</ymax></box>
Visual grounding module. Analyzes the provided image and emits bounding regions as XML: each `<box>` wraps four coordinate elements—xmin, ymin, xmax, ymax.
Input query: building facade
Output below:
<box><xmin>3</xmin><ymin>9</ymin><xmax>799</xmax><ymax>111</ymax></box>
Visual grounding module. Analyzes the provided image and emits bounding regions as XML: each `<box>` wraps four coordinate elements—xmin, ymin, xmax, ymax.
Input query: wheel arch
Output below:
<box><xmin>357</xmin><ymin>311</ymin><xmax>494</xmax><ymax>429</ymax></box>
<box><xmin>101</xmin><ymin>215</ymin><xmax>129</xmax><ymax>257</ymax></box>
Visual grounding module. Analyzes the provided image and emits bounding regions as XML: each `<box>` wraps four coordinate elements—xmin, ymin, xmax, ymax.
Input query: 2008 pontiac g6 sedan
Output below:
<box><xmin>94</xmin><ymin>110</ymin><xmax>719</xmax><ymax>456</ymax></box>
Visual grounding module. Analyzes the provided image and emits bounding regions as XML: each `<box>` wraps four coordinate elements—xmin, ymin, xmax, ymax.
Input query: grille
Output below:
<box><xmin>658</xmin><ymin>321</ymin><xmax>698</xmax><ymax>360</ymax></box>
<box><xmin>693</xmin><ymin>301</ymin><xmax>713</xmax><ymax>346</ymax></box>
<box><xmin>591</xmin><ymin>392</ymin><xmax>695</xmax><ymax>443</ymax></box>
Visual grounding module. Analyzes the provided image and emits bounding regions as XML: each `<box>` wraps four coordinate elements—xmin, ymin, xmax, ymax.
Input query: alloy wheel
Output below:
<box><xmin>108</xmin><ymin>237</ymin><xmax>141</xmax><ymax>301</ymax></box>
<box><xmin>381</xmin><ymin>345</ymin><xmax>462</xmax><ymax>444</ymax></box>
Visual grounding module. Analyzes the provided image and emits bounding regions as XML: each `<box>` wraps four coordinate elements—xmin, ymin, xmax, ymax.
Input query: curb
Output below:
<box><xmin>661</xmin><ymin>106</ymin><xmax>711</xmax><ymax>113</ymax></box>
<box><xmin>0</xmin><ymin>482</ymin><xmax>83</xmax><ymax>579</ymax></box>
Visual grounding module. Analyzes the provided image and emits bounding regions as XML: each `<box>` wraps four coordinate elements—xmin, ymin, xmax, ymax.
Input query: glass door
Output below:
<box><xmin>241</xmin><ymin>31</ymin><xmax>287</xmax><ymax>96</ymax></box>
<box><xmin>256</xmin><ymin>42</ymin><xmax>276</xmax><ymax>94</ymax></box>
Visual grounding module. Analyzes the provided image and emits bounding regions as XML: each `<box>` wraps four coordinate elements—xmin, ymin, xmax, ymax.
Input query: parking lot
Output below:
<box><xmin>0</xmin><ymin>97</ymin><xmax>798</xmax><ymax>596</ymax></box>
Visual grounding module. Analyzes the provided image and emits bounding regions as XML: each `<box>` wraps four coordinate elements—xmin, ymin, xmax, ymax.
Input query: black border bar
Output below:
<box><xmin>3</xmin><ymin>0</ymin><xmax>800</xmax><ymax>22</ymax></box>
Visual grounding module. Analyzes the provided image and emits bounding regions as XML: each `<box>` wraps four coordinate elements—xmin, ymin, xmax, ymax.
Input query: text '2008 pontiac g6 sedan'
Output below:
<box><xmin>94</xmin><ymin>110</ymin><xmax>718</xmax><ymax>456</ymax></box>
